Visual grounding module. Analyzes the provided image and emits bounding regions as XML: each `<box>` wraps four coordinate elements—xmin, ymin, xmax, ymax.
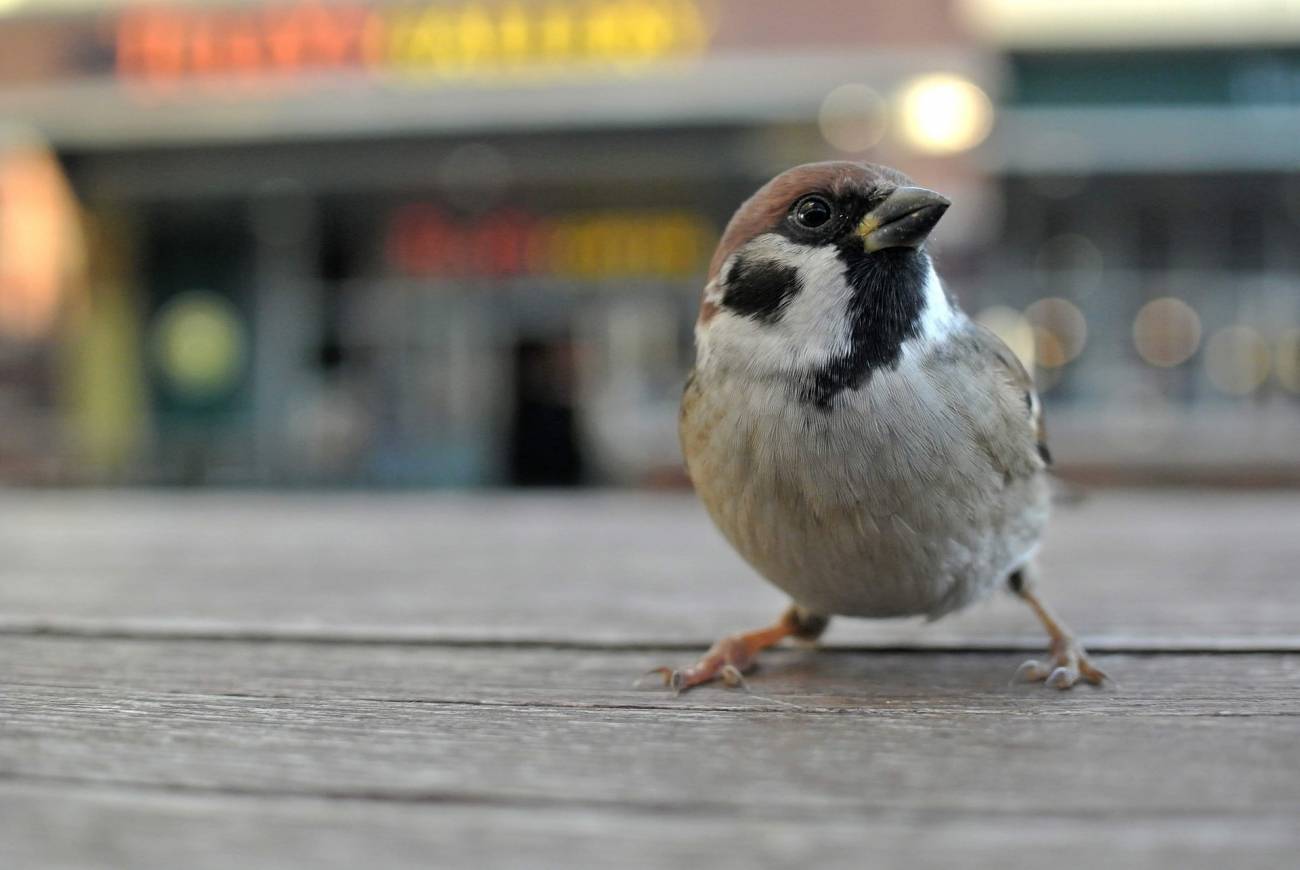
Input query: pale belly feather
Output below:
<box><xmin>681</xmin><ymin>361</ymin><xmax>1050</xmax><ymax>619</ymax></box>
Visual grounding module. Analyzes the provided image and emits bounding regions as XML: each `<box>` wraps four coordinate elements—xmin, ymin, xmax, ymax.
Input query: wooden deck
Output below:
<box><xmin>2</xmin><ymin>489</ymin><xmax>1298</xmax><ymax>869</ymax></box>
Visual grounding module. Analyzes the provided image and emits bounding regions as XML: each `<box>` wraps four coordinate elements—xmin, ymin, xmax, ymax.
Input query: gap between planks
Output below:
<box><xmin>3</xmin><ymin>772</ymin><xmax>1297</xmax><ymax>824</ymax></box>
<box><xmin>1</xmin><ymin>619</ymin><xmax>1297</xmax><ymax>653</ymax></box>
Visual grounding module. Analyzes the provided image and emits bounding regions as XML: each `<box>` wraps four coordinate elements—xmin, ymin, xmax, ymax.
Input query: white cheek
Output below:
<box><xmin>697</xmin><ymin>309</ymin><xmax>793</xmax><ymax>377</ymax></box>
<box><xmin>697</xmin><ymin>235</ymin><xmax>854</xmax><ymax>377</ymax></box>
<box><xmin>767</xmin><ymin>239</ymin><xmax>855</xmax><ymax>366</ymax></box>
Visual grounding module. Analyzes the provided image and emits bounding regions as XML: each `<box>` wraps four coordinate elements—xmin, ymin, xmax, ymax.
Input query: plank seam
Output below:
<box><xmin>4</xmin><ymin>771</ymin><xmax>1298</xmax><ymax>821</ymax></box>
<box><xmin>6</xmin><ymin>682</ymin><xmax>1300</xmax><ymax>717</ymax></box>
<box><xmin>2</xmin><ymin>623</ymin><xmax>1297</xmax><ymax>654</ymax></box>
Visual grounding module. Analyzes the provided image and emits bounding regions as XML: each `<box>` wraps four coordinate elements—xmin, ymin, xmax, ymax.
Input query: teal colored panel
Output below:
<box><xmin>1010</xmin><ymin>50</ymin><xmax>1300</xmax><ymax>106</ymax></box>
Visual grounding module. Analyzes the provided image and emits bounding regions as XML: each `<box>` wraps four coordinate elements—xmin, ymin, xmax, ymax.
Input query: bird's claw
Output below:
<box><xmin>1013</xmin><ymin>659</ymin><xmax>1049</xmax><ymax>682</ymax></box>
<box><xmin>1014</xmin><ymin>641</ymin><xmax>1107</xmax><ymax>689</ymax></box>
<box><xmin>640</xmin><ymin>634</ymin><xmax>759</xmax><ymax>695</ymax></box>
<box><xmin>720</xmin><ymin>664</ymin><xmax>746</xmax><ymax>688</ymax></box>
<box><xmin>635</xmin><ymin>667</ymin><xmax>683</xmax><ymax>694</ymax></box>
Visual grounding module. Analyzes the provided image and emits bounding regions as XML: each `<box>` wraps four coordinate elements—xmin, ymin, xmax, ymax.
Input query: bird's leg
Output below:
<box><xmin>643</xmin><ymin>604</ymin><xmax>828</xmax><ymax>694</ymax></box>
<box><xmin>1010</xmin><ymin>564</ymin><xmax>1107</xmax><ymax>689</ymax></box>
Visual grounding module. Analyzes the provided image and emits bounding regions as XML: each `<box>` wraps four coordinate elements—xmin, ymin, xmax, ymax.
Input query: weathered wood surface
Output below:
<box><xmin>2</xmin><ymin>489</ymin><xmax>1299</xmax><ymax>647</ymax></box>
<box><xmin>3</xmin><ymin>640</ymin><xmax>1299</xmax><ymax>868</ymax></box>
<box><xmin>1</xmin><ymin>490</ymin><xmax>1299</xmax><ymax>869</ymax></box>
<box><xmin>5</xmin><ymin>783</ymin><xmax>1295</xmax><ymax>870</ymax></box>
<box><xmin>4</xmin><ymin>637</ymin><xmax>1299</xmax><ymax>716</ymax></box>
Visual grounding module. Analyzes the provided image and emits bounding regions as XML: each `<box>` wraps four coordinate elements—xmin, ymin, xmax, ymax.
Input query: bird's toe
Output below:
<box><xmin>1014</xmin><ymin>642</ymin><xmax>1109</xmax><ymax>690</ymax></box>
<box><xmin>1013</xmin><ymin>659</ymin><xmax>1051</xmax><ymax>682</ymax></box>
<box><xmin>1047</xmin><ymin>665</ymin><xmax>1079</xmax><ymax>689</ymax></box>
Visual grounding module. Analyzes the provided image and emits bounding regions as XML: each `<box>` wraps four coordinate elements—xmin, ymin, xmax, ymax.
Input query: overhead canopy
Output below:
<box><xmin>0</xmin><ymin>0</ymin><xmax>988</xmax><ymax>147</ymax></box>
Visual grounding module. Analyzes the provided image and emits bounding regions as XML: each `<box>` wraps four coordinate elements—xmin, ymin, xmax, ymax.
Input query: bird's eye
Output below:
<box><xmin>792</xmin><ymin>195</ymin><xmax>834</xmax><ymax>230</ymax></box>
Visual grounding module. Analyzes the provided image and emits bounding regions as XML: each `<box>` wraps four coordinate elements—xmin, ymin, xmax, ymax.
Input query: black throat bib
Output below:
<box><xmin>797</xmin><ymin>247</ymin><xmax>929</xmax><ymax>411</ymax></box>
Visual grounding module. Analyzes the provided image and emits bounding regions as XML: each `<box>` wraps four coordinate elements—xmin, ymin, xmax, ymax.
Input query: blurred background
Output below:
<box><xmin>0</xmin><ymin>0</ymin><xmax>1296</xmax><ymax>489</ymax></box>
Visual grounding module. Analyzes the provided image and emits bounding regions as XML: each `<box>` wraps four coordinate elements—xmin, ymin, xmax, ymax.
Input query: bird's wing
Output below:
<box><xmin>964</xmin><ymin>322</ymin><xmax>1051</xmax><ymax>467</ymax></box>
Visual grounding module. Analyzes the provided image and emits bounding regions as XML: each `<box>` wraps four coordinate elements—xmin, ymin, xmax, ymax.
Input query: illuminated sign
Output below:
<box><xmin>388</xmin><ymin>205</ymin><xmax>713</xmax><ymax>281</ymax></box>
<box><xmin>116</xmin><ymin>1</ymin><xmax>710</xmax><ymax>88</ymax></box>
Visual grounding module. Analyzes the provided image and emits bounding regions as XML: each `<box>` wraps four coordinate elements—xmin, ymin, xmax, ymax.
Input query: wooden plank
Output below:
<box><xmin>1</xmin><ymin>782</ymin><xmax>1296</xmax><ymax>870</ymax></box>
<box><xmin>3</xmin><ymin>636</ymin><xmax>1300</xmax><ymax>716</ymax></box>
<box><xmin>4</xmin><ymin>491</ymin><xmax>1295</xmax><ymax>870</ymax></box>
<box><xmin>1</xmin><ymin>489</ymin><xmax>1298</xmax><ymax>647</ymax></box>
<box><xmin>5</xmin><ymin>685</ymin><xmax>1298</xmax><ymax>816</ymax></box>
<box><xmin>3</xmin><ymin>640</ymin><xmax>1299</xmax><ymax>815</ymax></box>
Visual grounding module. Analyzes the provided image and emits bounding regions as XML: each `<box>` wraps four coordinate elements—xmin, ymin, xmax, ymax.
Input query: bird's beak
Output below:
<box><xmin>856</xmin><ymin>187</ymin><xmax>951</xmax><ymax>253</ymax></box>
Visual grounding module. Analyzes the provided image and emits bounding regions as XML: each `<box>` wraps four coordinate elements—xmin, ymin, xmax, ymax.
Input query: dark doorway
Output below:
<box><xmin>507</xmin><ymin>336</ymin><xmax>585</xmax><ymax>487</ymax></box>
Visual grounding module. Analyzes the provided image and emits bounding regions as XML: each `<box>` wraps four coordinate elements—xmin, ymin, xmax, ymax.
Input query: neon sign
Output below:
<box><xmin>116</xmin><ymin>1</ymin><xmax>711</xmax><ymax>88</ymax></box>
<box><xmin>387</xmin><ymin>205</ymin><xmax>714</xmax><ymax>281</ymax></box>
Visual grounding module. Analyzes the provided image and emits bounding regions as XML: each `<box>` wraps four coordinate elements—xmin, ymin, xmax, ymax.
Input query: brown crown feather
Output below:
<box><xmin>705</xmin><ymin>161</ymin><xmax>914</xmax><ymax>286</ymax></box>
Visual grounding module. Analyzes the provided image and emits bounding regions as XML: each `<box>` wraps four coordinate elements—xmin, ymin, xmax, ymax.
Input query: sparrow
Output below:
<box><xmin>648</xmin><ymin>161</ymin><xmax>1105</xmax><ymax>692</ymax></box>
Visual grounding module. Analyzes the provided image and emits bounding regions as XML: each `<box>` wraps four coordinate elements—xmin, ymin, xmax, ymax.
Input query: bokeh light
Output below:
<box><xmin>1034</xmin><ymin>234</ymin><xmax>1104</xmax><ymax>298</ymax></box>
<box><xmin>1024</xmin><ymin>297</ymin><xmax>1087</xmax><ymax>367</ymax></box>
<box><xmin>1032</xmin><ymin>327</ymin><xmax>1066</xmax><ymax>368</ymax></box>
<box><xmin>0</xmin><ymin>138</ymin><xmax>83</xmax><ymax>340</ymax></box>
<box><xmin>2</xmin><ymin>1</ymin><xmax>1299</xmax><ymax>492</ymax></box>
<box><xmin>1204</xmin><ymin>325</ymin><xmax>1271</xmax><ymax>395</ymax></box>
<box><xmin>151</xmin><ymin>291</ymin><xmax>247</xmax><ymax>400</ymax></box>
<box><xmin>1133</xmin><ymin>297</ymin><xmax>1201</xmax><ymax>367</ymax></box>
<box><xmin>1275</xmin><ymin>328</ymin><xmax>1300</xmax><ymax>393</ymax></box>
<box><xmin>895</xmin><ymin>73</ymin><xmax>994</xmax><ymax>155</ymax></box>
<box><xmin>976</xmin><ymin>305</ymin><xmax>1035</xmax><ymax>368</ymax></box>
<box><xmin>818</xmin><ymin>83</ymin><xmax>887</xmax><ymax>153</ymax></box>
<box><xmin>1035</xmin><ymin>233</ymin><xmax>1103</xmax><ymax>273</ymax></box>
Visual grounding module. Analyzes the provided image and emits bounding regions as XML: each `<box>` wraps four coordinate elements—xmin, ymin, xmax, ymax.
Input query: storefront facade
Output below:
<box><xmin>1</xmin><ymin>0</ymin><xmax>1296</xmax><ymax>485</ymax></box>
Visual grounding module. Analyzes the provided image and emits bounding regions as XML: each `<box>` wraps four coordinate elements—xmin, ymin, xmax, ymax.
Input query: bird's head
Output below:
<box><xmin>696</xmin><ymin>161</ymin><xmax>960</xmax><ymax>408</ymax></box>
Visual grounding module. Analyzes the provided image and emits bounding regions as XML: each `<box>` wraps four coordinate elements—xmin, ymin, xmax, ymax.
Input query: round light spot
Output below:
<box><xmin>1034</xmin><ymin>234</ymin><xmax>1104</xmax><ymax>297</ymax></box>
<box><xmin>1024</xmin><ymin>297</ymin><xmax>1087</xmax><ymax>366</ymax></box>
<box><xmin>1032</xmin><ymin>327</ymin><xmax>1067</xmax><ymax>369</ymax></box>
<box><xmin>1133</xmin><ymin>297</ymin><xmax>1201</xmax><ymax>368</ymax></box>
<box><xmin>1275</xmin><ymin>328</ymin><xmax>1300</xmax><ymax>393</ymax></box>
<box><xmin>818</xmin><ymin>83</ymin><xmax>887</xmax><ymax>153</ymax></box>
<box><xmin>975</xmin><ymin>305</ymin><xmax>1034</xmax><ymax>368</ymax></box>
<box><xmin>895</xmin><ymin>73</ymin><xmax>994</xmax><ymax>156</ymax></box>
<box><xmin>1033</xmin><ymin>361</ymin><xmax>1064</xmax><ymax>393</ymax></box>
<box><xmin>1204</xmin><ymin>326</ymin><xmax>1271</xmax><ymax>396</ymax></box>
<box><xmin>152</xmin><ymin>291</ymin><xmax>246</xmax><ymax>400</ymax></box>
<box><xmin>1035</xmin><ymin>233</ymin><xmax>1103</xmax><ymax>275</ymax></box>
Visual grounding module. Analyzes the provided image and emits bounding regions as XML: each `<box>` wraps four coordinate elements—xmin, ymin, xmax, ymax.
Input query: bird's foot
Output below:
<box><xmin>638</xmin><ymin>607</ymin><xmax>828</xmax><ymax>696</ymax></box>
<box><xmin>1014</xmin><ymin>637</ymin><xmax>1107</xmax><ymax>689</ymax></box>
<box><xmin>640</xmin><ymin>633</ymin><xmax>761</xmax><ymax>695</ymax></box>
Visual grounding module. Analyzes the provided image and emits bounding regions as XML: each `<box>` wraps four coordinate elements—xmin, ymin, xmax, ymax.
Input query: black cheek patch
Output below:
<box><xmin>720</xmin><ymin>258</ymin><xmax>802</xmax><ymax>324</ymax></box>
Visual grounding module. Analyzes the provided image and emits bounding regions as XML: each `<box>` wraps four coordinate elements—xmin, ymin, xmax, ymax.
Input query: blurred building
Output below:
<box><xmin>0</xmin><ymin>0</ymin><xmax>1296</xmax><ymax>486</ymax></box>
<box><xmin>967</xmin><ymin>0</ymin><xmax>1300</xmax><ymax>480</ymax></box>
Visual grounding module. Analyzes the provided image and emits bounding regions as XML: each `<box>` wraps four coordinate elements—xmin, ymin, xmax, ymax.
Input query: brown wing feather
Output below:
<box><xmin>967</xmin><ymin>323</ymin><xmax>1051</xmax><ymax>466</ymax></box>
